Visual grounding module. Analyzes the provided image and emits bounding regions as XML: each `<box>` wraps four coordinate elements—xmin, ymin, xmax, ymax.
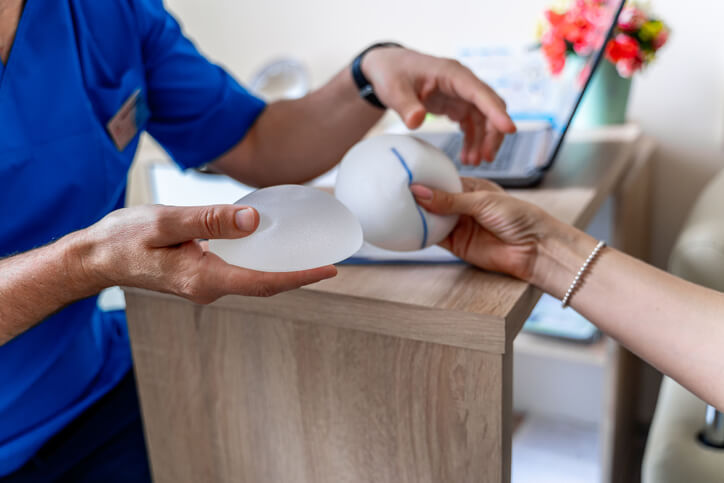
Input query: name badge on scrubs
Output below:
<box><xmin>106</xmin><ymin>89</ymin><xmax>150</xmax><ymax>151</ymax></box>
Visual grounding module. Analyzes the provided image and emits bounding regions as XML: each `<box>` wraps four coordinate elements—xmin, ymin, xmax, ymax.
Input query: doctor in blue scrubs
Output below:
<box><xmin>0</xmin><ymin>0</ymin><xmax>514</xmax><ymax>480</ymax></box>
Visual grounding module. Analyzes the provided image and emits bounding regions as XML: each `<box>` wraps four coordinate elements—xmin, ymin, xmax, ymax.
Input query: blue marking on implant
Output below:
<box><xmin>390</xmin><ymin>147</ymin><xmax>429</xmax><ymax>249</ymax></box>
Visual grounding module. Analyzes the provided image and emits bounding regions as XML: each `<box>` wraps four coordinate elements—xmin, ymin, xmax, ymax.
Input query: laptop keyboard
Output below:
<box><xmin>441</xmin><ymin>130</ymin><xmax>542</xmax><ymax>175</ymax></box>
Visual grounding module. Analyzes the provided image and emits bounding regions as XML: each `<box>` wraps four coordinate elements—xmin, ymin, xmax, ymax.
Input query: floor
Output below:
<box><xmin>511</xmin><ymin>413</ymin><xmax>649</xmax><ymax>483</ymax></box>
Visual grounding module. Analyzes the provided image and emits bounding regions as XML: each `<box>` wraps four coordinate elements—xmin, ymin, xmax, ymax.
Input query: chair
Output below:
<box><xmin>641</xmin><ymin>168</ymin><xmax>724</xmax><ymax>482</ymax></box>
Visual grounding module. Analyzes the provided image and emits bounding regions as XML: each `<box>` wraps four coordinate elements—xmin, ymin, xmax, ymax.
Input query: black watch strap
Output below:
<box><xmin>351</xmin><ymin>42</ymin><xmax>402</xmax><ymax>109</ymax></box>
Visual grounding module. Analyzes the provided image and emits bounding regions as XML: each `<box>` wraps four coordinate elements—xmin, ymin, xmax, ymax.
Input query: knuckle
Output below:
<box><xmin>470</xmin><ymin>193</ymin><xmax>491</xmax><ymax>212</ymax></box>
<box><xmin>438</xmin><ymin>192</ymin><xmax>457</xmax><ymax>212</ymax></box>
<box><xmin>386</xmin><ymin>77</ymin><xmax>407</xmax><ymax>96</ymax></box>
<box><xmin>95</xmin><ymin>209</ymin><xmax>124</xmax><ymax>234</ymax></box>
<box><xmin>147</xmin><ymin>206</ymin><xmax>172</xmax><ymax>237</ymax></box>
<box><xmin>146</xmin><ymin>205</ymin><xmax>166</xmax><ymax>224</ymax></box>
<box><xmin>436</xmin><ymin>59</ymin><xmax>462</xmax><ymax>78</ymax></box>
<box><xmin>198</xmin><ymin>207</ymin><xmax>225</xmax><ymax>238</ymax></box>
<box><xmin>446</xmin><ymin>58</ymin><xmax>463</xmax><ymax>69</ymax></box>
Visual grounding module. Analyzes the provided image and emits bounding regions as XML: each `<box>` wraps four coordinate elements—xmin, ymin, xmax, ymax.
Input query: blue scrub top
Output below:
<box><xmin>0</xmin><ymin>0</ymin><xmax>265</xmax><ymax>475</ymax></box>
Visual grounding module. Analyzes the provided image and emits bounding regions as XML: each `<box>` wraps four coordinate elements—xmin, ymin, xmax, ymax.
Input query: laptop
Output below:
<box><xmin>416</xmin><ymin>0</ymin><xmax>626</xmax><ymax>188</ymax></box>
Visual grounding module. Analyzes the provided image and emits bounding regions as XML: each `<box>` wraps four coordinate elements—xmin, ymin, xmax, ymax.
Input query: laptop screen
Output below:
<box><xmin>541</xmin><ymin>0</ymin><xmax>626</xmax><ymax>169</ymax></box>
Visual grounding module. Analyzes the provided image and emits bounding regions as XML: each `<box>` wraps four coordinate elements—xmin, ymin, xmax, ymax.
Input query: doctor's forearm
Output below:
<box><xmin>0</xmin><ymin>232</ymin><xmax>102</xmax><ymax>345</ymax></box>
<box><xmin>212</xmin><ymin>68</ymin><xmax>383</xmax><ymax>186</ymax></box>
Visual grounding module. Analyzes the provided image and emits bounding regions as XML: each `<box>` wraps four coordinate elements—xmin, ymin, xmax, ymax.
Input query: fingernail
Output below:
<box><xmin>235</xmin><ymin>208</ymin><xmax>256</xmax><ymax>232</ymax></box>
<box><xmin>410</xmin><ymin>184</ymin><xmax>433</xmax><ymax>200</ymax></box>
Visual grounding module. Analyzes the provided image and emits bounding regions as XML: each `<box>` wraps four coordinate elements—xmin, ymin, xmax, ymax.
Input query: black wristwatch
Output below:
<box><xmin>351</xmin><ymin>42</ymin><xmax>403</xmax><ymax>109</ymax></box>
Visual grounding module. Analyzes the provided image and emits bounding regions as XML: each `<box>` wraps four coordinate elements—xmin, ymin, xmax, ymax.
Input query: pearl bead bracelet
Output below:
<box><xmin>561</xmin><ymin>240</ymin><xmax>606</xmax><ymax>308</ymax></box>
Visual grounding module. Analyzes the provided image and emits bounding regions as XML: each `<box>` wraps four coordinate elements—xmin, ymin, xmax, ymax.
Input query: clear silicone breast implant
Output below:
<box><xmin>208</xmin><ymin>185</ymin><xmax>363</xmax><ymax>272</ymax></box>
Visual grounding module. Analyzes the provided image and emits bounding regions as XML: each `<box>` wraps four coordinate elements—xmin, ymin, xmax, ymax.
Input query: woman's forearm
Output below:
<box><xmin>211</xmin><ymin>68</ymin><xmax>384</xmax><ymax>187</ymax></box>
<box><xmin>533</xmin><ymin>222</ymin><xmax>724</xmax><ymax>409</ymax></box>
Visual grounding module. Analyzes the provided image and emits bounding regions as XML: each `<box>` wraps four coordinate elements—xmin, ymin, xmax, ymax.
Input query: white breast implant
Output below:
<box><xmin>208</xmin><ymin>185</ymin><xmax>363</xmax><ymax>272</ymax></box>
<box><xmin>335</xmin><ymin>134</ymin><xmax>462</xmax><ymax>251</ymax></box>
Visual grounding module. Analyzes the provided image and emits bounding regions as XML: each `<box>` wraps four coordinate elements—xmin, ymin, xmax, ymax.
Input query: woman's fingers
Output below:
<box><xmin>410</xmin><ymin>184</ymin><xmax>485</xmax><ymax>216</ymax></box>
<box><xmin>409</xmin><ymin>179</ymin><xmax>502</xmax><ymax>216</ymax></box>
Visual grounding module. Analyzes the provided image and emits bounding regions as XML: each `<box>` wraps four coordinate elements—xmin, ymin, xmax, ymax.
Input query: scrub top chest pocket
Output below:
<box><xmin>78</xmin><ymin>68</ymin><xmax>149</xmax><ymax>205</ymax></box>
<box><xmin>84</xmin><ymin>69</ymin><xmax>149</xmax><ymax>153</ymax></box>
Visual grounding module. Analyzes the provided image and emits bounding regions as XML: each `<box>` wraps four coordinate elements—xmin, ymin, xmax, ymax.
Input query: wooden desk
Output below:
<box><xmin>124</xmin><ymin>127</ymin><xmax>654</xmax><ymax>482</ymax></box>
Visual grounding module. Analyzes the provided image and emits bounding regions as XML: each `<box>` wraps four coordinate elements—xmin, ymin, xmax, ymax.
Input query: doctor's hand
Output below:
<box><xmin>362</xmin><ymin>47</ymin><xmax>516</xmax><ymax>165</ymax></box>
<box><xmin>410</xmin><ymin>178</ymin><xmax>576</xmax><ymax>285</ymax></box>
<box><xmin>81</xmin><ymin>205</ymin><xmax>337</xmax><ymax>303</ymax></box>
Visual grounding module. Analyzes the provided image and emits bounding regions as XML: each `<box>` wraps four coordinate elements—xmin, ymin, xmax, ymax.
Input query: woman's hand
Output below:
<box><xmin>362</xmin><ymin>47</ymin><xmax>517</xmax><ymax>165</ymax></box>
<box><xmin>79</xmin><ymin>204</ymin><xmax>337</xmax><ymax>304</ymax></box>
<box><xmin>415</xmin><ymin>179</ymin><xmax>724</xmax><ymax>412</ymax></box>
<box><xmin>410</xmin><ymin>178</ymin><xmax>594</xmax><ymax>293</ymax></box>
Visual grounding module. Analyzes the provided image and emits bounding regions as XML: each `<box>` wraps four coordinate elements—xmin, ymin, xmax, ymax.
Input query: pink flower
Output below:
<box><xmin>616</xmin><ymin>57</ymin><xmax>643</xmax><ymax>78</ymax></box>
<box><xmin>618</xmin><ymin>6</ymin><xmax>647</xmax><ymax>31</ymax></box>
<box><xmin>653</xmin><ymin>28</ymin><xmax>669</xmax><ymax>49</ymax></box>
<box><xmin>581</xmin><ymin>1</ymin><xmax>607</xmax><ymax>25</ymax></box>
<box><xmin>565</xmin><ymin>17</ymin><xmax>595</xmax><ymax>52</ymax></box>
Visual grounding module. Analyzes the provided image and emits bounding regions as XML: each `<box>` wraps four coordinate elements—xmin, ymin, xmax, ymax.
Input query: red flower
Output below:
<box><xmin>605</xmin><ymin>33</ymin><xmax>640</xmax><ymax>63</ymax></box>
<box><xmin>606</xmin><ymin>34</ymin><xmax>643</xmax><ymax>77</ymax></box>
<box><xmin>541</xmin><ymin>31</ymin><xmax>567</xmax><ymax>74</ymax></box>
<box><xmin>544</xmin><ymin>9</ymin><xmax>567</xmax><ymax>29</ymax></box>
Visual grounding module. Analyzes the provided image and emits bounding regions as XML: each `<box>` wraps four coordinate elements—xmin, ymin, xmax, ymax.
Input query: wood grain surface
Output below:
<box><xmin>126</xmin><ymin>293</ymin><xmax>512</xmax><ymax>483</ymax></box>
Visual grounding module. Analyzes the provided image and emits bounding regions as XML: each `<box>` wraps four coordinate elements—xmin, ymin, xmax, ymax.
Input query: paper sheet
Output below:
<box><xmin>150</xmin><ymin>164</ymin><xmax>254</xmax><ymax>206</ymax></box>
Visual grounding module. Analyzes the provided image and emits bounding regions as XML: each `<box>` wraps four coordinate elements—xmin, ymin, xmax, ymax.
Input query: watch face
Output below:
<box><xmin>359</xmin><ymin>85</ymin><xmax>375</xmax><ymax>98</ymax></box>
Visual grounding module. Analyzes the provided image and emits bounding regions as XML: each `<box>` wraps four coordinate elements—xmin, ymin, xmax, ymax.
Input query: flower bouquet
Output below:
<box><xmin>539</xmin><ymin>1</ymin><xmax>669</xmax><ymax>126</ymax></box>
<box><xmin>540</xmin><ymin>0</ymin><xmax>670</xmax><ymax>78</ymax></box>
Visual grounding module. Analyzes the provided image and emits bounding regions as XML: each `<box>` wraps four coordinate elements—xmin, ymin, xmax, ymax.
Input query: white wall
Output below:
<box><xmin>163</xmin><ymin>0</ymin><xmax>724</xmax><ymax>267</ymax></box>
<box><xmin>626</xmin><ymin>0</ymin><xmax>724</xmax><ymax>266</ymax></box>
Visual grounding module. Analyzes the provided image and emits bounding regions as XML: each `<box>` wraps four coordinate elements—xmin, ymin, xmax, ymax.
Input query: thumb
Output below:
<box><xmin>387</xmin><ymin>82</ymin><xmax>426</xmax><ymax>129</ymax></box>
<box><xmin>151</xmin><ymin>205</ymin><xmax>259</xmax><ymax>245</ymax></box>
<box><xmin>410</xmin><ymin>184</ymin><xmax>484</xmax><ymax>216</ymax></box>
